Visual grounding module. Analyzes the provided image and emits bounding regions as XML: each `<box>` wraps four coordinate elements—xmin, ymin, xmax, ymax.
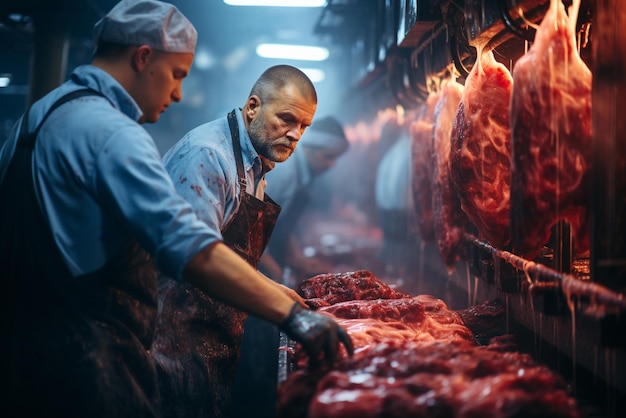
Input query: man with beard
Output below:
<box><xmin>154</xmin><ymin>65</ymin><xmax>351</xmax><ymax>418</ymax></box>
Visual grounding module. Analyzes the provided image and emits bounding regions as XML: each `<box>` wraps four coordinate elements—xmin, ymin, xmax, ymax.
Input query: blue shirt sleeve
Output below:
<box><xmin>164</xmin><ymin>139</ymin><xmax>238</xmax><ymax>237</ymax></box>
<box><xmin>92</xmin><ymin>124</ymin><xmax>221</xmax><ymax>279</ymax></box>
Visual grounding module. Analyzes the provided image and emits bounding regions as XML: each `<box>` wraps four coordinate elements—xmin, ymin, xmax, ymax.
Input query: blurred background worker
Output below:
<box><xmin>259</xmin><ymin>115</ymin><xmax>349</xmax><ymax>287</ymax></box>
<box><xmin>374</xmin><ymin>128</ymin><xmax>420</xmax><ymax>293</ymax></box>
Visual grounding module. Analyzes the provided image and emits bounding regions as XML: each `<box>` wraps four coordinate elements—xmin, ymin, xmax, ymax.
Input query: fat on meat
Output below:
<box><xmin>510</xmin><ymin>0</ymin><xmax>591</xmax><ymax>260</ymax></box>
<box><xmin>450</xmin><ymin>49</ymin><xmax>513</xmax><ymax>249</ymax></box>
<box><xmin>410</xmin><ymin>91</ymin><xmax>441</xmax><ymax>242</ymax></box>
<box><xmin>432</xmin><ymin>78</ymin><xmax>468</xmax><ymax>270</ymax></box>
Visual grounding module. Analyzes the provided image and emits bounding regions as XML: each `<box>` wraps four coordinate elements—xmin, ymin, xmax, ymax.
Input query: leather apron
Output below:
<box><xmin>0</xmin><ymin>90</ymin><xmax>159</xmax><ymax>418</ymax></box>
<box><xmin>152</xmin><ymin>110</ymin><xmax>281</xmax><ymax>418</ymax></box>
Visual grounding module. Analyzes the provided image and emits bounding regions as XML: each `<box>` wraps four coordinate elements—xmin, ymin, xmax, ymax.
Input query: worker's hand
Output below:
<box><xmin>279</xmin><ymin>302</ymin><xmax>354</xmax><ymax>367</ymax></box>
<box><xmin>261</xmin><ymin>272</ymin><xmax>309</xmax><ymax>309</ymax></box>
<box><xmin>274</xmin><ymin>282</ymin><xmax>308</xmax><ymax>309</ymax></box>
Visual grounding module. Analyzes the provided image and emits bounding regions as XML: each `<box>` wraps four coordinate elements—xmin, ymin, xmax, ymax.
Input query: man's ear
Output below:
<box><xmin>132</xmin><ymin>45</ymin><xmax>153</xmax><ymax>71</ymax></box>
<box><xmin>245</xmin><ymin>95</ymin><xmax>261</xmax><ymax>118</ymax></box>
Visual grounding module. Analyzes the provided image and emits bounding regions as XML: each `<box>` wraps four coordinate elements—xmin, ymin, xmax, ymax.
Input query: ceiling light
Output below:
<box><xmin>300</xmin><ymin>68</ymin><xmax>325</xmax><ymax>83</ymax></box>
<box><xmin>194</xmin><ymin>48</ymin><xmax>215</xmax><ymax>71</ymax></box>
<box><xmin>224</xmin><ymin>0</ymin><xmax>326</xmax><ymax>6</ymax></box>
<box><xmin>0</xmin><ymin>75</ymin><xmax>10</xmax><ymax>88</ymax></box>
<box><xmin>256</xmin><ymin>43</ymin><xmax>329</xmax><ymax>61</ymax></box>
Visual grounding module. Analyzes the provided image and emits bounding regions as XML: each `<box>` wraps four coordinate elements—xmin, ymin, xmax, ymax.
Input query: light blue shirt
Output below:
<box><xmin>162</xmin><ymin>108</ymin><xmax>267</xmax><ymax>237</ymax></box>
<box><xmin>0</xmin><ymin>65</ymin><xmax>219</xmax><ymax>279</ymax></box>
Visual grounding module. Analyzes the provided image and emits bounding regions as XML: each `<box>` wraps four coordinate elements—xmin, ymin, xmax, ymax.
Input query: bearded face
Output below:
<box><xmin>248</xmin><ymin>108</ymin><xmax>296</xmax><ymax>163</ymax></box>
<box><xmin>245</xmin><ymin>83</ymin><xmax>317</xmax><ymax>163</ymax></box>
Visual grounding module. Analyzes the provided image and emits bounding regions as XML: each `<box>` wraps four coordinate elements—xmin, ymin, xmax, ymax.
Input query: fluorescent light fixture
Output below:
<box><xmin>0</xmin><ymin>76</ymin><xmax>10</xmax><ymax>88</ymax></box>
<box><xmin>256</xmin><ymin>43</ymin><xmax>329</xmax><ymax>61</ymax></box>
<box><xmin>224</xmin><ymin>0</ymin><xmax>326</xmax><ymax>6</ymax></box>
<box><xmin>300</xmin><ymin>68</ymin><xmax>325</xmax><ymax>83</ymax></box>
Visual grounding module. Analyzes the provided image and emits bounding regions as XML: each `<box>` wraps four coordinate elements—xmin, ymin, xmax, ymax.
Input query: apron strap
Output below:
<box><xmin>18</xmin><ymin>89</ymin><xmax>103</xmax><ymax>149</ymax></box>
<box><xmin>227</xmin><ymin>110</ymin><xmax>247</xmax><ymax>191</ymax></box>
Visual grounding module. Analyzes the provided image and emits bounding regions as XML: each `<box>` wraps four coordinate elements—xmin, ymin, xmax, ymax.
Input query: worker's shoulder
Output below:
<box><xmin>164</xmin><ymin>121</ymin><xmax>232</xmax><ymax>169</ymax></box>
<box><xmin>178</xmin><ymin>118</ymin><xmax>232</xmax><ymax>153</ymax></box>
<box><xmin>68</xmin><ymin>102</ymin><xmax>146</xmax><ymax>144</ymax></box>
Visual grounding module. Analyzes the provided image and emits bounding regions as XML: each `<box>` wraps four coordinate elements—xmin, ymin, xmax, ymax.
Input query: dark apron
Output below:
<box><xmin>0</xmin><ymin>90</ymin><xmax>159</xmax><ymax>418</ymax></box>
<box><xmin>152</xmin><ymin>110</ymin><xmax>281</xmax><ymax>418</ymax></box>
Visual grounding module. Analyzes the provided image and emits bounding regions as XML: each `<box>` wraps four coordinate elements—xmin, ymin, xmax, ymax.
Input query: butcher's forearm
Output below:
<box><xmin>183</xmin><ymin>242</ymin><xmax>294</xmax><ymax>323</ymax></box>
<box><xmin>258</xmin><ymin>252</ymin><xmax>283</xmax><ymax>282</ymax></box>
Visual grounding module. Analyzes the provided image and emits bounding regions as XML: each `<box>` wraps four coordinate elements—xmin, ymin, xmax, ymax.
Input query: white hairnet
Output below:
<box><xmin>93</xmin><ymin>0</ymin><xmax>197</xmax><ymax>54</ymax></box>
<box><xmin>299</xmin><ymin>116</ymin><xmax>349</xmax><ymax>153</ymax></box>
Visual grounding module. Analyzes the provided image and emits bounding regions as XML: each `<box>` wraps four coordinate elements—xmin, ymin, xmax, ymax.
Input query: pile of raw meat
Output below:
<box><xmin>277</xmin><ymin>270</ymin><xmax>582</xmax><ymax>418</ymax></box>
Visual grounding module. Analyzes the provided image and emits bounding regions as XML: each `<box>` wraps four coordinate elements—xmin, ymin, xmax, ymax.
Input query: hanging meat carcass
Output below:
<box><xmin>509</xmin><ymin>0</ymin><xmax>592</xmax><ymax>260</ymax></box>
<box><xmin>432</xmin><ymin>78</ymin><xmax>468</xmax><ymax>270</ymax></box>
<box><xmin>450</xmin><ymin>48</ymin><xmax>514</xmax><ymax>249</ymax></box>
<box><xmin>410</xmin><ymin>91</ymin><xmax>441</xmax><ymax>243</ymax></box>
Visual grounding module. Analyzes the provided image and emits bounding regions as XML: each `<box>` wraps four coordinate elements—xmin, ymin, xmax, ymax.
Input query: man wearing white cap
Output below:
<box><xmin>0</xmin><ymin>1</ymin><xmax>352</xmax><ymax>417</ymax></box>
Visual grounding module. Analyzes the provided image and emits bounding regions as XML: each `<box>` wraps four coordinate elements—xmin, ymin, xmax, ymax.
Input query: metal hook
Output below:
<box><xmin>399</xmin><ymin>55</ymin><xmax>428</xmax><ymax>108</ymax></box>
<box><xmin>450</xmin><ymin>33</ymin><xmax>473</xmax><ymax>78</ymax></box>
<box><xmin>499</xmin><ymin>1</ymin><xmax>535</xmax><ymax>42</ymax></box>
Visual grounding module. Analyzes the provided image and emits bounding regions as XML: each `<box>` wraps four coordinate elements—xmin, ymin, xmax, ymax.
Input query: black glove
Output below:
<box><xmin>279</xmin><ymin>302</ymin><xmax>354</xmax><ymax>367</ymax></box>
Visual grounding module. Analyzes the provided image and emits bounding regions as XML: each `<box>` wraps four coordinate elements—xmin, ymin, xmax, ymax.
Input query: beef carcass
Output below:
<box><xmin>450</xmin><ymin>49</ymin><xmax>513</xmax><ymax>249</ymax></box>
<box><xmin>410</xmin><ymin>91</ymin><xmax>441</xmax><ymax>242</ymax></box>
<box><xmin>432</xmin><ymin>78</ymin><xmax>468</xmax><ymax>270</ymax></box>
<box><xmin>510</xmin><ymin>0</ymin><xmax>592</xmax><ymax>260</ymax></box>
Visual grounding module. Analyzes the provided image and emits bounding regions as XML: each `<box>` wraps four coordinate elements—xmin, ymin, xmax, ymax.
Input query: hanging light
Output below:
<box><xmin>256</xmin><ymin>43</ymin><xmax>329</xmax><ymax>61</ymax></box>
<box><xmin>0</xmin><ymin>74</ymin><xmax>11</xmax><ymax>88</ymax></box>
<box><xmin>300</xmin><ymin>68</ymin><xmax>325</xmax><ymax>82</ymax></box>
<box><xmin>224</xmin><ymin>0</ymin><xmax>326</xmax><ymax>7</ymax></box>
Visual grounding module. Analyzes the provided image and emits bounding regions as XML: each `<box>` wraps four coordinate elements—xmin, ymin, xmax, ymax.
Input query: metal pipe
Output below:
<box><xmin>465</xmin><ymin>233</ymin><xmax>626</xmax><ymax>313</ymax></box>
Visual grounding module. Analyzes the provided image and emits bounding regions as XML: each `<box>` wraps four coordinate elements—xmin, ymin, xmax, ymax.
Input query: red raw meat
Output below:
<box><xmin>298</xmin><ymin>270</ymin><xmax>408</xmax><ymax>305</ymax></box>
<box><xmin>291</xmin><ymin>295</ymin><xmax>476</xmax><ymax>364</ymax></box>
<box><xmin>510</xmin><ymin>0</ymin><xmax>592</xmax><ymax>260</ymax></box>
<box><xmin>450</xmin><ymin>49</ymin><xmax>513</xmax><ymax>249</ymax></box>
<box><xmin>279</xmin><ymin>283</ymin><xmax>580</xmax><ymax>418</ymax></box>
<box><xmin>318</xmin><ymin>297</ymin><xmax>425</xmax><ymax>323</ymax></box>
<box><xmin>280</xmin><ymin>339</ymin><xmax>581</xmax><ymax>418</ymax></box>
<box><xmin>432</xmin><ymin>78</ymin><xmax>468</xmax><ymax>270</ymax></box>
<box><xmin>410</xmin><ymin>91</ymin><xmax>441</xmax><ymax>242</ymax></box>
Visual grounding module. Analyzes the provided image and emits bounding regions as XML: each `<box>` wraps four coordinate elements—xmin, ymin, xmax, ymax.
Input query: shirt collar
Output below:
<box><xmin>233</xmin><ymin>108</ymin><xmax>265</xmax><ymax>176</ymax></box>
<box><xmin>69</xmin><ymin>65</ymin><xmax>144</xmax><ymax>122</ymax></box>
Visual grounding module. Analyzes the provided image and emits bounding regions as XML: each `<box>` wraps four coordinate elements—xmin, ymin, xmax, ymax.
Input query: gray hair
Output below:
<box><xmin>249</xmin><ymin>65</ymin><xmax>317</xmax><ymax>105</ymax></box>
